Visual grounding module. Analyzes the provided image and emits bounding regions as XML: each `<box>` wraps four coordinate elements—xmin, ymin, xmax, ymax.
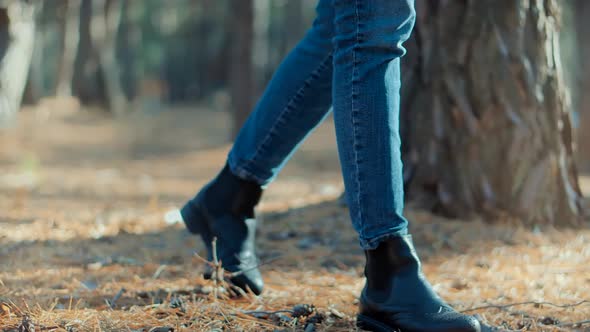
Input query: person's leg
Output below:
<box><xmin>228</xmin><ymin>0</ymin><xmax>335</xmax><ymax>185</ymax></box>
<box><xmin>181</xmin><ymin>0</ymin><xmax>335</xmax><ymax>295</ymax></box>
<box><xmin>331</xmin><ymin>1</ymin><xmax>480</xmax><ymax>331</ymax></box>
<box><xmin>332</xmin><ymin>0</ymin><xmax>411</xmax><ymax>248</ymax></box>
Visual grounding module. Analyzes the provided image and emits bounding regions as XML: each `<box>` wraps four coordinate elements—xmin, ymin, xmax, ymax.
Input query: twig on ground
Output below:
<box><xmin>194</xmin><ymin>249</ymin><xmax>281</xmax><ymax>279</ymax></box>
<box><xmin>107</xmin><ymin>288</ymin><xmax>126</xmax><ymax>309</ymax></box>
<box><xmin>193</xmin><ymin>238</ymin><xmax>226</xmax><ymax>298</ymax></box>
<box><xmin>243</xmin><ymin>309</ymin><xmax>294</xmax><ymax>318</ymax></box>
<box><xmin>211</xmin><ymin>237</ymin><xmax>222</xmax><ymax>299</ymax></box>
<box><xmin>39</xmin><ymin>325</ymin><xmax>60</xmax><ymax>331</ymax></box>
<box><xmin>232</xmin><ymin>312</ymin><xmax>283</xmax><ymax>329</ymax></box>
<box><xmin>213</xmin><ymin>301</ymin><xmax>232</xmax><ymax>327</ymax></box>
<box><xmin>555</xmin><ymin>319</ymin><xmax>590</xmax><ymax>328</ymax></box>
<box><xmin>462</xmin><ymin>300</ymin><xmax>590</xmax><ymax>313</ymax></box>
<box><xmin>243</xmin><ymin>304</ymin><xmax>317</xmax><ymax>319</ymax></box>
<box><xmin>192</xmin><ymin>251</ymin><xmax>211</xmax><ymax>265</ymax></box>
<box><xmin>152</xmin><ymin>265</ymin><xmax>167</xmax><ymax>279</ymax></box>
<box><xmin>193</xmin><ymin>238</ymin><xmax>282</xmax><ymax>298</ymax></box>
<box><xmin>8</xmin><ymin>299</ymin><xmax>23</xmax><ymax>316</ymax></box>
<box><xmin>227</xmin><ymin>255</ymin><xmax>282</xmax><ymax>278</ymax></box>
<box><xmin>229</xmin><ymin>284</ymin><xmax>249</xmax><ymax>298</ymax></box>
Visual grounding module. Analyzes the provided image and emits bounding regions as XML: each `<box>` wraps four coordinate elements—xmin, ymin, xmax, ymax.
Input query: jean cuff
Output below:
<box><xmin>227</xmin><ymin>156</ymin><xmax>270</xmax><ymax>187</ymax></box>
<box><xmin>359</xmin><ymin>227</ymin><xmax>408</xmax><ymax>250</ymax></box>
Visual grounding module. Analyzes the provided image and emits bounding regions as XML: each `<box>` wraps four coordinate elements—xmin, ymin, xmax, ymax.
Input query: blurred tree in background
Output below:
<box><xmin>0</xmin><ymin>0</ymin><xmax>35</xmax><ymax>125</ymax></box>
<box><xmin>0</xmin><ymin>0</ymin><xmax>588</xmax><ymax>223</ymax></box>
<box><xmin>22</xmin><ymin>0</ymin><xmax>313</xmax><ymax>113</ymax></box>
<box><xmin>229</xmin><ymin>0</ymin><xmax>254</xmax><ymax>138</ymax></box>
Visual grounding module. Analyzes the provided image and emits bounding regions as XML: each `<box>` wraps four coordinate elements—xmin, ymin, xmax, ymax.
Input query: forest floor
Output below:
<box><xmin>0</xmin><ymin>99</ymin><xmax>589</xmax><ymax>331</ymax></box>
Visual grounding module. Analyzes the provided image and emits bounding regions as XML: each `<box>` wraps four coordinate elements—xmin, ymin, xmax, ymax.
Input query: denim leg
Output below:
<box><xmin>228</xmin><ymin>0</ymin><xmax>335</xmax><ymax>186</ymax></box>
<box><xmin>332</xmin><ymin>0</ymin><xmax>416</xmax><ymax>249</ymax></box>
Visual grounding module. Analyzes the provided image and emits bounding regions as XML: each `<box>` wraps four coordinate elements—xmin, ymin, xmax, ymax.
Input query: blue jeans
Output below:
<box><xmin>227</xmin><ymin>0</ymin><xmax>415</xmax><ymax>250</ymax></box>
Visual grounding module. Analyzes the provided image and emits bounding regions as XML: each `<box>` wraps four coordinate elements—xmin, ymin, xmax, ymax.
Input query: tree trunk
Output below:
<box><xmin>401</xmin><ymin>0</ymin><xmax>583</xmax><ymax>225</ymax></box>
<box><xmin>56</xmin><ymin>0</ymin><xmax>81</xmax><ymax>97</ymax></box>
<box><xmin>229</xmin><ymin>0</ymin><xmax>255</xmax><ymax>139</ymax></box>
<box><xmin>253</xmin><ymin>0</ymin><xmax>270</xmax><ymax>93</ymax></box>
<box><xmin>284</xmin><ymin>0</ymin><xmax>305</xmax><ymax>51</ymax></box>
<box><xmin>117</xmin><ymin>0</ymin><xmax>138</xmax><ymax>100</ymax></box>
<box><xmin>90</xmin><ymin>0</ymin><xmax>127</xmax><ymax>115</ymax></box>
<box><xmin>574</xmin><ymin>0</ymin><xmax>590</xmax><ymax>172</ymax></box>
<box><xmin>0</xmin><ymin>0</ymin><xmax>35</xmax><ymax>126</ymax></box>
<box><xmin>72</xmin><ymin>0</ymin><xmax>104</xmax><ymax>105</ymax></box>
<box><xmin>23</xmin><ymin>0</ymin><xmax>44</xmax><ymax>103</ymax></box>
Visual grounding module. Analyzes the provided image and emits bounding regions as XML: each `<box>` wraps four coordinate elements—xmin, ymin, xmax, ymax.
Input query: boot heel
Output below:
<box><xmin>357</xmin><ymin>314</ymin><xmax>400</xmax><ymax>332</ymax></box>
<box><xmin>181</xmin><ymin>200</ymin><xmax>214</xmax><ymax>280</ymax></box>
<box><xmin>180</xmin><ymin>201</ymin><xmax>209</xmax><ymax>235</ymax></box>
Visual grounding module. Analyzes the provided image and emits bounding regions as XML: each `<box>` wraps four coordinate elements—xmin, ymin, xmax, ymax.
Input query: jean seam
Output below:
<box><xmin>351</xmin><ymin>0</ymin><xmax>365</xmax><ymax>236</ymax></box>
<box><xmin>228</xmin><ymin>161</ymin><xmax>266</xmax><ymax>185</ymax></box>
<box><xmin>239</xmin><ymin>52</ymin><xmax>334</xmax><ymax>177</ymax></box>
<box><xmin>361</xmin><ymin>229</ymin><xmax>407</xmax><ymax>250</ymax></box>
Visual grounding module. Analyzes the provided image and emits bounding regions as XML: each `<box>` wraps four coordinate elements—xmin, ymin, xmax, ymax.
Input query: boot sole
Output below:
<box><xmin>182</xmin><ymin>199</ymin><xmax>264</xmax><ymax>295</ymax></box>
<box><xmin>357</xmin><ymin>314</ymin><xmax>401</xmax><ymax>332</ymax></box>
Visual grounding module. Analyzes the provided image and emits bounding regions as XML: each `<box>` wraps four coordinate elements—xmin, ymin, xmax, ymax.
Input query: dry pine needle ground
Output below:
<box><xmin>0</xmin><ymin>102</ymin><xmax>589</xmax><ymax>331</ymax></box>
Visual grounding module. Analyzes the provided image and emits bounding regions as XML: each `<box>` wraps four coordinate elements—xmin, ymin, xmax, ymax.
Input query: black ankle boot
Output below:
<box><xmin>357</xmin><ymin>235</ymin><xmax>480</xmax><ymax>332</ymax></box>
<box><xmin>180</xmin><ymin>164</ymin><xmax>264</xmax><ymax>295</ymax></box>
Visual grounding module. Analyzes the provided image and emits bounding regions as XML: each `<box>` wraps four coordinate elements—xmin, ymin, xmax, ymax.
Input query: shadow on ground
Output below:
<box><xmin>1</xmin><ymin>105</ymin><xmax>589</xmax><ymax>330</ymax></box>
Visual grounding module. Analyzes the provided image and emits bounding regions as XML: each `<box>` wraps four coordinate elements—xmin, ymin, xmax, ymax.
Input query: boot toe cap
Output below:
<box><xmin>230</xmin><ymin>272</ymin><xmax>264</xmax><ymax>295</ymax></box>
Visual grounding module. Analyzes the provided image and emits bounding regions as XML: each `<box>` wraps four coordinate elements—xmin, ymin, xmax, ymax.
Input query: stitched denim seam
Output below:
<box><xmin>241</xmin><ymin>52</ymin><xmax>334</xmax><ymax>173</ymax></box>
<box><xmin>229</xmin><ymin>161</ymin><xmax>266</xmax><ymax>185</ymax></box>
<box><xmin>351</xmin><ymin>0</ymin><xmax>364</xmax><ymax>232</ymax></box>
<box><xmin>362</xmin><ymin>229</ymin><xmax>407</xmax><ymax>250</ymax></box>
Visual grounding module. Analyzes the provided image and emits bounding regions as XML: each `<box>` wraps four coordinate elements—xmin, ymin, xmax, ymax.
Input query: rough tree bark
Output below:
<box><xmin>400</xmin><ymin>0</ymin><xmax>583</xmax><ymax>225</ymax></box>
<box><xmin>0</xmin><ymin>0</ymin><xmax>35</xmax><ymax>126</ymax></box>
<box><xmin>229</xmin><ymin>0</ymin><xmax>255</xmax><ymax>139</ymax></box>
<box><xmin>574</xmin><ymin>0</ymin><xmax>590</xmax><ymax>172</ymax></box>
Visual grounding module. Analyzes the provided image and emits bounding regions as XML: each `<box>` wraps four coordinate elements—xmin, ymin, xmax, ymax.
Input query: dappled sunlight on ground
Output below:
<box><xmin>0</xmin><ymin>104</ymin><xmax>589</xmax><ymax>331</ymax></box>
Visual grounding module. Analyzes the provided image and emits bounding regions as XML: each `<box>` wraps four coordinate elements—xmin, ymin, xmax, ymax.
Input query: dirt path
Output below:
<box><xmin>0</xmin><ymin>102</ymin><xmax>589</xmax><ymax>331</ymax></box>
